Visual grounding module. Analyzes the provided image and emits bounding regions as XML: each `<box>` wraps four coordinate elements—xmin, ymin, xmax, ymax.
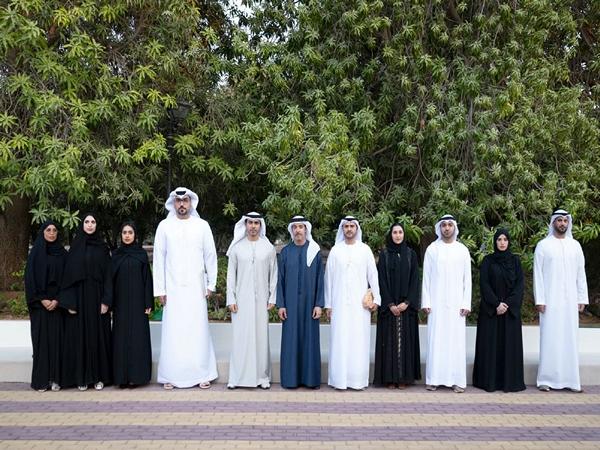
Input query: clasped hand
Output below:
<box><xmin>496</xmin><ymin>302</ymin><xmax>509</xmax><ymax>315</ymax></box>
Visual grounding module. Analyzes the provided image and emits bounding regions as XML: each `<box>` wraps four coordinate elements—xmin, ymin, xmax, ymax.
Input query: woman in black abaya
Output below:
<box><xmin>24</xmin><ymin>221</ymin><xmax>67</xmax><ymax>392</ymax></box>
<box><xmin>373</xmin><ymin>223</ymin><xmax>421</xmax><ymax>388</ymax></box>
<box><xmin>472</xmin><ymin>228</ymin><xmax>526</xmax><ymax>392</ymax></box>
<box><xmin>60</xmin><ymin>213</ymin><xmax>112</xmax><ymax>390</ymax></box>
<box><xmin>112</xmin><ymin>221</ymin><xmax>153</xmax><ymax>387</ymax></box>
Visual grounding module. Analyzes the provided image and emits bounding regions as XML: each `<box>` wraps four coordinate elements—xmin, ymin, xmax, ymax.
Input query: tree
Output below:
<box><xmin>225</xmin><ymin>0</ymin><xmax>600</xmax><ymax>255</ymax></box>
<box><xmin>0</xmin><ymin>0</ymin><xmax>233</xmax><ymax>287</ymax></box>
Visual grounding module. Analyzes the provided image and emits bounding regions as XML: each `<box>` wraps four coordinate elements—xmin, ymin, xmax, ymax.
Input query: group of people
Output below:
<box><xmin>25</xmin><ymin>183</ymin><xmax>589</xmax><ymax>394</ymax></box>
<box><xmin>25</xmin><ymin>216</ymin><xmax>153</xmax><ymax>392</ymax></box>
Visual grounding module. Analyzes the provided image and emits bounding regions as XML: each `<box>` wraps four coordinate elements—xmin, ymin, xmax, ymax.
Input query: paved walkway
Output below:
<box><xmin>1</xmin><ymin>382</ymin><xmax>599</xmax><ymax>449</ymax></box>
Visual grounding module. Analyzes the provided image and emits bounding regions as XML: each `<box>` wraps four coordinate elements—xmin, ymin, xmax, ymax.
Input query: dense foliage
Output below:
<box><xmin>1</xmin><ymin>1</ymin><xmax>599</xmax><ymax>298</ymax></box>
<box><xmin>228</xmin><ymin>0</ymin><xmax>600</xmax><ymax>259</ymax></box>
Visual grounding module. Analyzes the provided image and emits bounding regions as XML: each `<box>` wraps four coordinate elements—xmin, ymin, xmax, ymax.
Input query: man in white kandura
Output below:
<box><xmin>153</xmin><ymin>187</ymin><xmax>218</xmax><ymax>390</ymax></box>
<box><xmin>534</xmin><ymin>208</ymin><xmax>588</xmax><ymax>393</ymax></box>
<box><xmin>324</xmin><ymin>216</ymin><xmax>380</xmax><ymax>390</ymax></box>
<box><xmin>421</xmin><ymin>214</ymin><xmax>472</xmax><ymax>393</ymax></box>
<box><xmin>226</xmin><ymin>212</ymin><xmax>277</xmax><ymax>389</ymax></box>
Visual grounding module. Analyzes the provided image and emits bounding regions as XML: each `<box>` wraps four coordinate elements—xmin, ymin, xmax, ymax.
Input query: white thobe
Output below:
<box><xmin>324</xmin><ymin>241</ymin><xmax>381</xmax><ymax>389</ymax></box>
<box><xmin>153</xmin><ymin>216</ymin><xmax>218</xmax><ymax>387</ymax></box>
<box><xmin>422</xmin><ymin>240</ymin><xmax>472</xmax><ymax>389</ymax></box>
<box><xmin>534</xmin><ymin>236</ymin><xmax>588</xmax><ymax>390</ymax></box>
<box><xmin>226</xmin><ymin>238</ymin><xmax>277</xmax><ymax>387</ymax></box>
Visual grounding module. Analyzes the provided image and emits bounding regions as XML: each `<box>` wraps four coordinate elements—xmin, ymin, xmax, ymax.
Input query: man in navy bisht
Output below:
<box><xmin>276</xmin><ymin>215</ymin><xmax>324</xmax><ymax>389</ymax></box>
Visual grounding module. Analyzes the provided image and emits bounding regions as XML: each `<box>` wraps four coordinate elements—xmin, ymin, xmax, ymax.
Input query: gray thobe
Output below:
<box><xmin>226</xmin><ymin>238</ymin><xmax>277</xmax><ymax>387</ymax></box>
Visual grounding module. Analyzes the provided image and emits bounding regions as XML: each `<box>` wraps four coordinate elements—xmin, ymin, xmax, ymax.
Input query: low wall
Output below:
<box><xmin>1</xmin><ymin>321</ymin><xmax>599</xmax><ymax>384</ymax></box>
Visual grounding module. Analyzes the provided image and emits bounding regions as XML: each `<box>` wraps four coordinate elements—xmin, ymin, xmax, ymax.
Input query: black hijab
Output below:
<box><xmin>112</xmin><ymin>221</ymin><xmax>148</xmax><ymax>276</ymax></box>
<box><xmin>24</xmin><ymin>220</ymin><xmax>67</xmax><ymax>303</ymax></box>
<box><xmin>490</xmin><ymin>228</ymin><xmax>517</xmax><ymax>284</ymax></box>
<box><xmin>384</xmin><ymin>222</ymin><xmax>411</xmax><ymax>299</ymax></box>
<box><xmin>61</xmin><ymin>213</ymin><xmax>110</xmax><ymax>289</ymax></box>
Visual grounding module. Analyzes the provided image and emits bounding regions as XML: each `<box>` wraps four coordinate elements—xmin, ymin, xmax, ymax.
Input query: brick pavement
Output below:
<box><xmin>0</xmin><ymin>383</ymin><xmax>599</xmax><ymax>449</ymax></box>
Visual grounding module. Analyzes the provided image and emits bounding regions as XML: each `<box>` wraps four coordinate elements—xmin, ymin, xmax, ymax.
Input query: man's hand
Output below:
<box><xmin>579</xmin><ymin>304</ymin><xmax>586</xmax><ymax>312</ymax></box>
<box><xmin>49</xmin><ymin>300</ymin><xmax>58</xmax><ymax>311</ymax></box>
<box><xmin>422</xmin><ymin>307</ymin><xmax>431</xmax><ymax>314</ymax></box>
<box><xmin>460</xmin><ymin>308</ymin><xmax>470</xmax><ymax>317</ymax></box>
<box><xmin>267</xmin><ymin>303</ymin><xmax>275</xmax><ymax>311</ymax></box>
<box><xmin>41</xmin><ymin>299</ymin><xmax>52</xmax><ymax>310</ymax></box>
<box><xmin>159</xmin><ymin>295</ymin><xmax>167</xmax><ymax>306</ymax></box>
<box><xmin>389</xmin><ymin>304</ymin><xmax>401</xmax><ymax>317</ymax></box>
<box><xmin>68</xmin><ymin>309</ymin><xmax>77</xmax><ymax>315</ymax></box>
<box><xmin>100</xmin><ymin>304</ymin><xmax>109</xmax><ymax>315</ymax></box>
<box><xmin>278</xmin><ymin>307</ymin><xmax>287</xmax><ymax>321</ymax></box>
<box><xmin>312</xmin><ymin>306</ymin><xmax>322</xmax><ymax>319</ymax></box>
<box><xmin>228</xmin><ymin>304</ymin><xmax>238</xmax><ymax>314</ymax></box>
<box><xmin>536</xmin><ymin>304</ymin><xmax>545</xmax><ymax>314</ymax></box>
<box><xmin>144</xmin><ymin>308</ymin><xmax>151</xmax><ymax>315</ymax></box>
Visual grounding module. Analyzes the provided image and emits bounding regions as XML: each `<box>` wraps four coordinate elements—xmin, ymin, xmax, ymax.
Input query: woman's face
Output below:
<box><xmin>43</xmin><ymin>224</ymin><xmax>58</xmax><ymax>243</ymax></box>
<box><xmin>496</xmin><ymin>234</ymin><xmax>509</xmax><ymax>252</ymax></box>
<box><xmin>391</xmin><ymin>225</ymin><xmax>404</xmax><ymax>244</ymax></box>
<box><xmin>83</xmin><ymin>215</ymin><xmax>97</xmax><ymax>235</ymax></box>
<box><xmin>121</xmin><ymin>225</ymin><xmax>135</xmax><ymax>245</ymax></box>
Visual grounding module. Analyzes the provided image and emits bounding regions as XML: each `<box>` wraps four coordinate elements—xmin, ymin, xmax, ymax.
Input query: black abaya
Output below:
<box><xmin>24</xmin><ymin>221</ymin><xmax>67</xmax><ymax>390</ymax></box>
<box><xmin>373</xmin><ymin>228</ymin><xmax>421</xmax><ymax>386</ymax></box>
<box><xmin>59</xmin><ymin>218</ymin><xmax>113</xmax><ymax>388</ymax></box>
<box><xmin>112</xmin><ymin>243</ymin><xmax>154</xmax><ymax>385</ymax></box>
<box><xmin>472</xmin><ymin>230</ymin><xmax>526</xmax><ymax>392</ymax></box>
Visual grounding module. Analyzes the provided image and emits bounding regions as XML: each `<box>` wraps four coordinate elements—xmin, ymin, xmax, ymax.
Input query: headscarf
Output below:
<box><xmin>383</xmin><ymin>222</ymin><xmax>411</xmax><ymax>299</ymax></box>
<box><xmin>434</xmin><ymin>214</ymin><xmax>459</xmax><ymax>241</ymax></box>
<box><xmin>287</xmin><ymin>215</ymin><xmax>320</xmax><ymax>266</ymax></box>
<box><xmin>335</xmin><ymin>215</ymin><xmax>362</xmax><ymax>243</ymax></box>
<box><xmin>165</xmin><ymin>187</ymin><xmax>200</xmax><ymax>218</ymax></box>
<box><xmin>547</xmin><ymin>208</ymin><xmax>573</xmax><ymax>239</ymax></box>
<box><xmin>61</xmin><ymin>212</ymin><xmax>110</xmax><ymax>289</ymax></box>
<box><xmin>112</xmin><ymin>221</ymin><xmax>149</xmax><ymax>276</ymax></box>
<box><xmin>489</xmin><ymin>227</ymin><xmax>517</xmax><ymax>284</ymax></box>
<box><xmin>226</xmin><ymin>212</ymin><xmax>269</xmax><ymax>256</ymax></box>
<box><xmin>24</xmin><ymin>220</ymin><xmax>67</xmax><ymax>303</ymax></box>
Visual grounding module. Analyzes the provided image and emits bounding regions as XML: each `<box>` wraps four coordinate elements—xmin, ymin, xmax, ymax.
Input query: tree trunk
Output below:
<box><xmin>0</xmin><ymin>195</ymin><xmax>30</xmax><ymax>290</ymax></box>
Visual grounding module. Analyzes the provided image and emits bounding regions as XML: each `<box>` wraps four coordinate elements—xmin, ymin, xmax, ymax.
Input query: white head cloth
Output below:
<box><xmin>165</xmin><ymin>187</ymin><xmax>200</xmax><ymax>218</ymax></box>
<box><xmin>547</xmin><ymin>208</ymin><xmax>573</xmax><ymax>239</ymax></box>
<box><xmin>434</xmin><ymin>214</ymin><xmax>459</xmax><ymax>241</ymax></box>
<box><xmin>226</xmin><ymin>212</ymin><xmax>268</xmax><ymax>256</ymax></box>
<box><xmin>288</xmin><ymin>215</ymin><xmax>320</xmax><ymax>266</ymax></box>
<box><xmin>335</xmin><ymin>215</ymin><xmax>362</xmax><ymax>244</ymax></box>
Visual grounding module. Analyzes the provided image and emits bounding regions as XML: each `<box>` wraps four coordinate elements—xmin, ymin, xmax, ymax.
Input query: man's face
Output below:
<box><xmin>83</xmin><ymin>215</ymin><xmax>97</xmax><ymax>235</ymax></box>
<box><xmin>175</xmin><ymin>196</ymin><xmax>191</xmax><ymax>218</ymax></box>
<box><xmin>343</xmin><ymin>222</ymin><xmax>357</xmax><ymax>240</ymax></box>
<box><xmin>553</xmin><ymin>216</ymin><xmax>569</xmax><ymax>236</ymax></box>
<box><xmin>292</xmin><ymin>223</ymin><xmax>307</xmax><ymax>244</ymax></box>
<box><xmin>440</xmin><ymin>220</ymin><xmax>455</xmax><ymax>240</ymax></box>
<box><xmin>245</xmin><ymin>218</ymin><xmax>261</xmax><ymax>238</ymax></box>
<box><xmin>43</xmin><ymin>225</ymin><xmax>58</xmax><ymax>243</ymax></box>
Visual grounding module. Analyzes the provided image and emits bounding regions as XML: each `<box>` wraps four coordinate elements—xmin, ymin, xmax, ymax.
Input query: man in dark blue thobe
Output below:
<box><xmin>276</xmin><ymin>216</ymin><xmax>324</xmax><ymax>388</ymax></box>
